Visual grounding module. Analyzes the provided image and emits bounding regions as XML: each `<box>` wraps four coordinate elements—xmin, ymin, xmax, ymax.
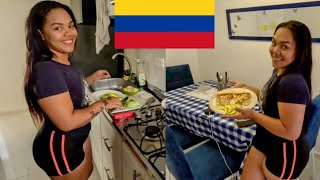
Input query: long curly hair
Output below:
<box><xmin>24</xmin><ymin>1</ymin><xmax>77</xmax><ymax>127</ymax></box>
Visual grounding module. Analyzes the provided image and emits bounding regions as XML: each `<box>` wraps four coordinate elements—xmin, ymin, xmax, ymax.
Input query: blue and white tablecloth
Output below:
<box><xmin>166</xmin><ymin>80</ymin><xmax>259</xmax><ymax>152</ymax></box>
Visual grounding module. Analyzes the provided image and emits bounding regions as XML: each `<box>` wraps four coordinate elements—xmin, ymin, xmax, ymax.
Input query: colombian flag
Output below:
<box><xmin>114</xmin><ymin>0</ymin><xmax>215</xmax><ymax>48</ymax></box>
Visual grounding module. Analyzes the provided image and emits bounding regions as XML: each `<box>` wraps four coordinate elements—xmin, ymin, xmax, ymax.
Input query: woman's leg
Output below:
<box><xmin>262</xmin><ymin>159</ymin><xmax>296</xmax><ymax>180</ymax></box>
<box><xmin>262</xmin><ymin>158</ymin><xmax>281</xmax><ymax>180</ymax></box>
<box><xmin>240</xmin><ymin>146</ymin><xmax>266</xmax><ymax>180</ymax></box>
<box><xmin>50</xmin><ymin>137</ymin><xmax>93</xmax><ymax>180</ymax></box>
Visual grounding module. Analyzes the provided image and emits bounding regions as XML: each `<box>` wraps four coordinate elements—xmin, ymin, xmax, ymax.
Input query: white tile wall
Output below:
<box><xmin>125</xmin><ymin>49</ymin><xmax>166</xmax><ymax>92</ymax></box>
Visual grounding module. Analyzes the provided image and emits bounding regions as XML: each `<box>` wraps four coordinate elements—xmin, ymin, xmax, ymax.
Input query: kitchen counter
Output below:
<box><xmin>86</xmin><ymin>86</ymin><xmax>165</xmax><ymax>180</ymax></box>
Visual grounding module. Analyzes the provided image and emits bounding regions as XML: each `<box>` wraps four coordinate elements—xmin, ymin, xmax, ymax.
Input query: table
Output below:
<box><xmin>166</xmin><ymin>80</ymin><xmax>259</xmax><ymax>152</ymax></box>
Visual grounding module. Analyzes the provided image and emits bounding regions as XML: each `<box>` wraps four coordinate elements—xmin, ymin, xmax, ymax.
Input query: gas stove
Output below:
<box><xmin>121</xmin><ymin>104</ymin><xmax>166</xmax><ymax>180</ymax></box>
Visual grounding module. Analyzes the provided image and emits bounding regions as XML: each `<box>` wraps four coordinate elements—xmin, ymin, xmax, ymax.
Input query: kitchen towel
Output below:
<box><xmin>95</xmin><ymin>0</ymin><xmax>110</xmax><ymax>54</ymax></box>
<box><xmin>114</xmin><ymin>0</ymin><xmax>215</xmax><ymax>48</ymax></box>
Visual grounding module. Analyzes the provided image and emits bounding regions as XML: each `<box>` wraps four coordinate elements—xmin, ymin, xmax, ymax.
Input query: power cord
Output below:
<box><xmin>207</xmin><ymin>112</ymin><xmax>233</xmax><ymax>176</ymax></box>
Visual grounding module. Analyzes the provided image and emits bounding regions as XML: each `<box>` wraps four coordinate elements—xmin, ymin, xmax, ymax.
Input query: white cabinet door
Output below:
<box><xmin>122</xmin><ymin>142</ymin><xmax>156</xmax><ymax>180</ymax></box>
<box><xmin>101</xmin><ymin>113</ymin><xmax>122</xmax><ymax>180</ymax></box>
<box><xmin>102</xmin><ymin>146</ymin><xmax>116</xmax><ymax>180</ymax></box>
<box><xmin>90</xmin><ymin>114</ymin><xmax>103</xmax><ymax>179</ymax></box>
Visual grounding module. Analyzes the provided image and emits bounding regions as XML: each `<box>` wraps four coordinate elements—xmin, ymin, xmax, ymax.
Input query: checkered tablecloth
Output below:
<box><xmin>166</xmin><ymin>80</ymin><xmax>259</xmax><ymax>152</ymax></box>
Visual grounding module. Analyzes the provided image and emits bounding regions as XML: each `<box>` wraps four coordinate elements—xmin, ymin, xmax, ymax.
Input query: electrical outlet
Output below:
<box><xmin>155</xmin><ymin>58</ymin><xmax>165</xmax><ymax>68</ymax></box>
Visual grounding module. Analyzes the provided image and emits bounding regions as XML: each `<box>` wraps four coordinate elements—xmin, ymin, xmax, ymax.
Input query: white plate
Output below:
<box><xmin>138</xmin><ymin>91</ymin><xmax>153</xmax><ymax>100</ymax></box>
<box><xmin>92</xmin><ymin>90</ymin><xmax>160</xmax><ymax>114</ymax></box>
<box><xmin>209</xmin><ymin>88</ymin><xmax>258</xmax><ymax>115</ymax></box>
<box><xmin>161</xmin><ymin>98</ymin><xmax>166</xmax><ymax>109</ymax></box>
<box><xmin>91</xmin><ymin>90</ymin><xmax>127</xmax><ymax>101</ymax></box>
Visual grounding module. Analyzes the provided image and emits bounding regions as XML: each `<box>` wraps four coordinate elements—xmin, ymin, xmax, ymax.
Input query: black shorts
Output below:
<box><xmin>252</xmin><ymin>125</ymin><xmax>309</xmax><ymax>179</ymax></box>
<box><xmin>32</xmin><ymin>120</ymin><xmax>91</xmax><ymax>176</ymax></box>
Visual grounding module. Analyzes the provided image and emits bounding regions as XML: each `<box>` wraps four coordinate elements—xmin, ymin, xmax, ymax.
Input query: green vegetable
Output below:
<box><xmin>123</xmin><ymin>86</ymin><xmax>139</xmax><ymax>96</ymax></box>
<box><xmin>125</xmin><ymin>100</ymin><xmax>140</xmax><ymax>108</ymax></box>
<box><xmin>217</xmin><ymin>103</ymin><xmax>242</xmax><ymax>115</ymax></box>
<box><xmin>100</xmin><ymin>93</ymin><xmax>122</xmax><ymax>100</ymax></box>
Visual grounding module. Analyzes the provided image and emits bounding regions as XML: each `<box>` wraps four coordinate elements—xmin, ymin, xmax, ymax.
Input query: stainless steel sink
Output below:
<box><xmin>90</xmin><ymin>78</ymin><xmax>137</xmax><ymax>93</ymax></box>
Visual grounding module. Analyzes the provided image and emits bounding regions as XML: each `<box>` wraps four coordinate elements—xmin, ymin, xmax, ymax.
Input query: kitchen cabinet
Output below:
<box><xmin>90</xmin><ymin>114</ymin><xmax>103</xmax><ymax>178</ymax></box>
<box><xmin>90</xmin><ymin>110</ymin><xmax>123</xmax><ymax>180</ymax></box>
<box><xmin>122</xmin><ymin>142</ymin><xmax>156</xmax><ymax>180</ymax></box>
<box><xmin>100</xmin><ymin>111</ymin><xmax>122</xmax><ymax>180</ymax></box>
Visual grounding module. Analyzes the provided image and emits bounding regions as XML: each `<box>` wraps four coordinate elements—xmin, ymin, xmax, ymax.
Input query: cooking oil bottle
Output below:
<box><xmin>135</xmin><ymin>58</ymin><xmax>146</xmax><ymax>88</ymax></box>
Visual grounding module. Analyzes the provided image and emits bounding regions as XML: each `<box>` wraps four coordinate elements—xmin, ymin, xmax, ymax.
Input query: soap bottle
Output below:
<box><xmin>135</xmin><ymin>58</ymin><xmax>146</xmax><ymax>88</ymax></box>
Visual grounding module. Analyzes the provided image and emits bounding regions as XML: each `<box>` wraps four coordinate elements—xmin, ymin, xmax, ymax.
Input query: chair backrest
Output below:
<box><xmin>305</xmin><ymin>94</ymin><xmax>320</xmax><ymax>149</ymax></box>
<box><xmin>166</xmin><ymin>64</ymin><xmax>194</xmax><ymax>91</ymax></box>
<box><xmin>166</xmin><ymin>125</ymin><xmax>195</xmax><ymax>180</ymax></box>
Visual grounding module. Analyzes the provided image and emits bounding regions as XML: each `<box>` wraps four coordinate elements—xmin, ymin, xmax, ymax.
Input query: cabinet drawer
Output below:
<box><xmin>100</xmin><ymin>114</ymin><xmax>122</xmax><ymax>180</ymax></box>
<box><xmin>100</xmin><ymin>115</ymin><xmax>121</xmax><ymax>151</ymax></box>
<box><xmin>101</xmin><ymin>138</ymin><xmax>122</xmax><ymax>180</ymax></box>
<box><xmin>102</xmin><ymin>148</ymin><xmax>115</xmax><ymax>180</ymax></box>
<box><xmin>122</xmin><ymin>142</ymin><xmax>155</xmax><ymax>180</ymax></box>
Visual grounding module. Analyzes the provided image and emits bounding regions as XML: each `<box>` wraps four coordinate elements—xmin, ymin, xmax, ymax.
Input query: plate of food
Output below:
<box><xmin>209</xmin><ymin>88</ymin><xmax>258</xmax><ymax>115</ymax></box>
<box><xmin>91</xmin><ymin>90</ymin><xmax>127</xmax><ymax>101</ymax></box>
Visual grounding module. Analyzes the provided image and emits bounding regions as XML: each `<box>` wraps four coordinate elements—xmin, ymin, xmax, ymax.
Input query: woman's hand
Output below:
<box><xmin>101</xmin><ymin>97</ymin><xmax>122</xmax><ymax>110</ymax></box>
<box><xmin>228</xmin><ymin>79</ymin><xmax>246</xmax><ymax>88</ymax></box>
<box><xmin>228</xmin><ymin>79</ymin><xmax>261</xmax><ymax>97</ymax></box>
<box><xmin>223</xmin><ymin>108</ymin><xmax>255</xmax><ymax>120</ymax></box>
<box><xmin>85</xmin><ymin>70</ymin><xmax>111</xmax><ymax>86</ymax></box>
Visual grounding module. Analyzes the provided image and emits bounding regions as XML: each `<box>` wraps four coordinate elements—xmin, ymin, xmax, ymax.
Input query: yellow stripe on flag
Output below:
<box><xmin>115</xmin><ymin>0</ymin><xmax>215</xmax><ymax>15</ymax></box>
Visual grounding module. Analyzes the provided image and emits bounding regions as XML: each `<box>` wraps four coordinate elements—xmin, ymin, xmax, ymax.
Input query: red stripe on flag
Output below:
<box><xmin>115</xmin><ymin>32</ymin><xmax>214</xmax><ymax>48</ymax></box>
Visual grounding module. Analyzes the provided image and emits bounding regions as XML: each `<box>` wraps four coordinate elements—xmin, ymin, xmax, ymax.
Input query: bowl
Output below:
<box><xmin>123</xmin><ymin>86</ymin><xmax>139</xmax><ymax>96</ymax></box>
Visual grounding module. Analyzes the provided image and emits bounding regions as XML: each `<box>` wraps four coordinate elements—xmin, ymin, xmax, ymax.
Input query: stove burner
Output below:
<box><xmin>145</xmin><ymin>126</ymin><xmax>161</xmax><ymax>138</ymax></box>
<box><xmin>140</xmin><ymin>125</ymin><xmax>164</xmax><ymax>150</ymax></box>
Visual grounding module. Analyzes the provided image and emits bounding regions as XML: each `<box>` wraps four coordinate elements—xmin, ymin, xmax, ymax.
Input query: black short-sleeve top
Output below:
<box><xmin>32</xmin><ymin>60</ymin><xmax>90</xmax><ymax>133</ymax></box>
<box><xmin>32</xmin><ymin>60</ymin><xmax>86</xmax><ymax>108</ymax></box>
<box><xmin>261</xmin><ymin>69</ymin><xmax>310</xmax><ymax>119</ymax></box>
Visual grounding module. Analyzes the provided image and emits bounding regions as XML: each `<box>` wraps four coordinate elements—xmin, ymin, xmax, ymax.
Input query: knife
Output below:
<box><xmin>121</xmin><ymin>97</ymin><xmax>129</xmax><ymax>105</ymax></box>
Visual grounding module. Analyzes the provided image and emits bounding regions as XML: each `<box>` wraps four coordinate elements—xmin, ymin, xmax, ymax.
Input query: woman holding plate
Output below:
<box><xmin>225</xmin><ymin>20</ymin><xmax>312</xmax><ymax>180</ymax></box>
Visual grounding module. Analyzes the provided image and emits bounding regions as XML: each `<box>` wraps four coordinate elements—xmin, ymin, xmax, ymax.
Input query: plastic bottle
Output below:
<box><xmin>135</xmin><ymin>58</ymin><xmax>146</xmax><ymax>88</ymax></box>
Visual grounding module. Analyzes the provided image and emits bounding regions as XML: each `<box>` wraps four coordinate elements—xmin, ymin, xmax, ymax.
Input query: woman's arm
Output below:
<box><xmin>225</xmin><ymin>102</ymin><xmax>306</xmax><ymax>141</ymax></box>
<box><xmin>85</xmin><ymin>70</ymin><xmax>110</xmax><ymax>86</ymax></box>
<box><xmin>38</xmin><ymin>91</ymin><xmax>122</xmax><ymax>132</ymax></box>
<box><xmin>252</xmin><ymin>102</ymin><xmax>306</xmax><ymax>141</ymax></box>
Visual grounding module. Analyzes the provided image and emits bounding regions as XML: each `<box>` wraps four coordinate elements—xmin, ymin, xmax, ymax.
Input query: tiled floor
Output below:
<box><xmin>0</xmin><ymin>110</ymin><xmax>100</xmax><ymax>180</ymax></box>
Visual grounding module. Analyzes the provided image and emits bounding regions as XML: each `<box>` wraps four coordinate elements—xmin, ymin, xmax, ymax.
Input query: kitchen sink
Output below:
<box><xmin>90</xmin><ymin>78</ymin><xmax>136</xmax><ymax>93</ymax></box>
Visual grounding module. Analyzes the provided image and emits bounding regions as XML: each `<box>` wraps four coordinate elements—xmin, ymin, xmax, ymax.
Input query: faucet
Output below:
<box><xmin>112</xmin><ymin>52</ymin><xmax>133</xmax><ymax>80</ymax></box>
